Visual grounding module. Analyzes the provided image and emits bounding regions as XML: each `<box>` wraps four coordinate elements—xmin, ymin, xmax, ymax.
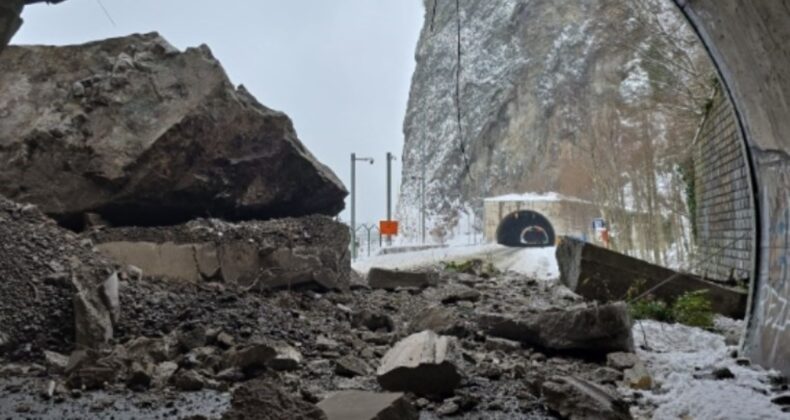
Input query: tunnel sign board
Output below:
<box><xmin>380</xmin><ymin>220</ymin><xmax>399</xmax><ymax>236</ymax></box>
<box><xmin>592</xmin><ymin>218</ymin><xmax>607</xmax><ymax>231</ymax></box>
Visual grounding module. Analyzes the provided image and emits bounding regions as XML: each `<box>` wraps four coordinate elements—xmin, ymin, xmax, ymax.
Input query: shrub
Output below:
<box><xmin>672</xmin><ymin>290</ymin><xmax>714</xmax><ymax>328</ymax></box>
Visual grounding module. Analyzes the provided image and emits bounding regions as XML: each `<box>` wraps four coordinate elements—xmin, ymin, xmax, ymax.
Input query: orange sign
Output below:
<box><xmin>380</xmin><ymin>220</ymin><xmax>399</xmax><ymax>236</ymax></box>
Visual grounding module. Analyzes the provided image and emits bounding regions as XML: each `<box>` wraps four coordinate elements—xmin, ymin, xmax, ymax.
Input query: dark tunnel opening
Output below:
<box><xmin>495</xmin><ymin>210</ymin><xmax>556</xmax><ymax>247</ymax></box>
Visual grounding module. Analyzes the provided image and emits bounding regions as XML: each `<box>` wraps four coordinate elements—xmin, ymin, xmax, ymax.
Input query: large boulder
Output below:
<box><xmin>90</xmin><ymin>215</ymin><xmax>351</xmax><ymax>290</ymax></box>
<box><xmin>478</xmin><ymin>302</ymin><xmax>634</xmax><ymax>354</ymax></box>
<box><xmin>0</xmin><ymin>32</ymin><xmax>346</xmax><ymax>228</ymax></box>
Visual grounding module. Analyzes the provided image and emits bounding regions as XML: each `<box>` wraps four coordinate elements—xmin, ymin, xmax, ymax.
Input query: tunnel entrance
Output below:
<box><xmin>495</xmin><ymin>210</ymin><xmax>555</xmax><ymax>247</ymax></box>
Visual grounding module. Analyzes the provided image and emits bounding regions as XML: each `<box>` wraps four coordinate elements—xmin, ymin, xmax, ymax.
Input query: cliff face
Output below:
<box><xmin>398</xmin><ymin>0</ymin><xmax>712</xmax><ymax>246</ymax></box>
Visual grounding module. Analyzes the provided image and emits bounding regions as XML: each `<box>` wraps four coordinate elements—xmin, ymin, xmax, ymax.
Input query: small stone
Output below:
<box><xmin>484</xmin><ymin>337</ymin><xmax>521</xmax><ymax>352</ymax></box>
<box><xmin>335</xmin><ymin>355</ymin><xmax>370</xmax><ymax>377</ymax></box>
<box><xmin>43</xmin><ymin>350</ymin><xmax>69</xmax><ymax>373</ymax></box>
<box><xmin>268</xmin><ymin>343</ymin><xmax>302</xmax><ymax>371</ymax></box>
<box><xmin>530</xmin><ymin>352</ymin><xmax>546</xmax><ymax>362</ymax></box>
<box><xmin>606</xmin><ymin>352</ymin><xmax>639</xmax><ymax>370</ymax></box>
<box><xmin>216</xmin><ymin>332</ymin><xmax>234</xmax><ymax>349</ymax></box>
<box><xmin>712</xmin><ymin>367</ymin><xmax>735</xmax><ymax>380</ymax></box>
<box><xmin>171</xmin><ymin>370</ymin><xmax>205</xmax><ymax>391</ymax></box>
<box><xmin>436</xmin><ymin>399</ymin><xmax>460</xmax><ymax>416</ymax></box>
<box><xmin>624</xmin><ymin>363</ymin><xmax>653</xmax><ymax>390</ymax></box>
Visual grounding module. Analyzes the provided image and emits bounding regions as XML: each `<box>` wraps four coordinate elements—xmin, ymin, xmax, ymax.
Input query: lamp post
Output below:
<box><xmin>350</xmin><ymin>153</ymin><xmax>374</xmax><ymax>259</ymax></box>
<box><xmin>385</xmin><ymin>152</ymin><xmax>397</xmax><ymax>245</ymax></box>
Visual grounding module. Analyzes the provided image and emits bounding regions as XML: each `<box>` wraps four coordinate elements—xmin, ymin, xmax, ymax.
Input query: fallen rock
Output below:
<box><xmin>171</xmin><ymin>369</ymin><xmax>206</xmax><ymax>391</ymax></box>
<box><xmin>352</xmin><ymin>310</ymin><xmax>395</xmax><ymax>332</ymax></box>
<box><xmin>483</xmin><ymin>337</ymin><xmax>522</xmax><ymax>352</ymax></box>
<box><xmin>623</xmin><ymin>363</ymin><xmax>653</xmax><ymax>390</ymax></box>
<box><xmin>376</xmin><ymin>330</ymin><xmax>462</xmax><ymax>397</ymax></box>
<box><xmin>268</xmin><ymin>343</ymin><xmax>302</xmax><ymax>371</ymax></box>
<box><xmin>317</xmin><ymin>391</ymin><xmax>417</xmax><ymax>420</ymax></box>
<box><xmin>222</xmin><ymin>380</ymin><xmax>327</xmax><ymax>420</ymax></box>
<box><xmin>43</xmin><ymin>350</ymin><xmax>70</xmax><ymax>373</ymax></box>
<box><xmin>439</xmin><ymin>286</ymin><xmax>481</xmax><ymax>304</ymax></box>
<box><xmin>541</xmin><ymin>376</ymin><xmax>632</xmax><ymax>420</ymax></box>
<box><xmin>0</xmin><ymin>33</ymin><xmax>347</xmax><ymax>228</ymax></box>
<box><xmin>407</xmin><ymin>305</ymin><xmax>467</xmax><ymax>337</ymax></box>
<box><xmin>368</xmin><ymin>268</ymin><xmax>439</xmax><ymax>290</ymax></box>
<box><xmin>92</xmin><ymin>216</ymin><xmax>350</xmax><ymax>290</ymax></box>
<box><xmin>478</xmin><ymin>302</ymin><xmax>634</xmax><ymax>354</ymax></box>
<box><xmin>225</xmin><ymin>342</ymin><xmax>277</xmax><ymax>371</ymax></box>
<box><xmin>334</xmin><ymin>355</ymin><xmax>371</xmax><ymax>378</ymax></box>
<box><xmin>606</xmin><ymin>352</ymin><xmax>639</xmax><ymax>370</ymax></box>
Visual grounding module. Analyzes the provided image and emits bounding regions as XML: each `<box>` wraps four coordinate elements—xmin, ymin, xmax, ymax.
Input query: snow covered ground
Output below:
<box><xmin>630</xmin><ymin>319</ymin><xmax>787</xmax><ymax>419</ymax></box>
<box><xmin>354</xmin><ymin>243</ymin><xmax>787</xmax><ymax>419</ymax></box>
<box><xmin>352</xmin><ymin>243</ymin><xmax>559</xmax><ymax>281</ymax></box>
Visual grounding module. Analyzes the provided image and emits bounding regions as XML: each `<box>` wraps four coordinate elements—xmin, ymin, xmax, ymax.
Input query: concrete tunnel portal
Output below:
<box><xmin>495</xmin><ymin>210</ymin><xmax>556</xmax><ymax>247</ymax></box>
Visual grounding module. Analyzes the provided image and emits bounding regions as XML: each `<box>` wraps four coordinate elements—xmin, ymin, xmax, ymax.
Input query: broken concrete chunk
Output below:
<box><xmin>556</xmin><ymin>236</ymin><xmax>747</xmax><ymax>318</ymax></box>
<box><xmin>478</xmin><ymin>302</ymin><xmax>635</xmax><ymax>354</ymax></box>
<box><xmin>93</xmin><ymin>216</ymin><xmax>350</xmax><ymax>291</ymax></box>
<box><xmin>317</xmin><ymin>391</ymin><xmax>418</xmax><ymax>420</ymax></box>
<box><xmin>376</xmin><ymin>330</ymin><xmax>462</xmax><ymax>397</ymax></box>
<box><xmin>367</xmin><ymin>268</ymin><xmax>439</xmax><ymax>290</ymax></box>
<box><xmin>541</xmin><ymin>376</ymin><xmax>632</xmax><ymax>420</ymax></box>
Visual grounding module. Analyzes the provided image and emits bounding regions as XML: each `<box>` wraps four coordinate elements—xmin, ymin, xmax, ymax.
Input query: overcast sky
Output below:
<box><xmin>15</xmin><ymin>0</ymin><xmax>424</xmax><ymax>226</ymax></box>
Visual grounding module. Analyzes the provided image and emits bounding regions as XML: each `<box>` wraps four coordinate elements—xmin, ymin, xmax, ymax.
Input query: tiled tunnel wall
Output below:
<box><xmin>693</xmin><ymin>90</ymin><xmax>754</xmax><ymax>283</ymax></box>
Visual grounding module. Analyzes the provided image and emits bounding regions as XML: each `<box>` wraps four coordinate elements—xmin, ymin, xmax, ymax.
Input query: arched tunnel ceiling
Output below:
<box><xmin>674</xmin><ymin>0</ymin><xmax>790</xmax><ymax>374</ymax></box>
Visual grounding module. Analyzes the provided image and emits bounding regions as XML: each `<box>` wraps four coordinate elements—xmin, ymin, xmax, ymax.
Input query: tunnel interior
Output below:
<box><xmin>496</xmin><ymin>210</ymin><xmax>556</xmax><ymax>247</ymax></box>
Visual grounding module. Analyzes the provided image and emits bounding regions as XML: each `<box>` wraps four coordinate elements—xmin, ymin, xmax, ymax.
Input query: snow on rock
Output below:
<box><xmin>630</xmin><ymin>320</ymin><xmax>786</xmax><ymax>419</ymax></box>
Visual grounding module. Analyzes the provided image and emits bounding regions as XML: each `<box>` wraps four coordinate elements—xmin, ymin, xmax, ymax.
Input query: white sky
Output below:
<box><xmin>14</xmin><ymin>0</ymin><xmax>424</xmax><ymax>226</ymax></box>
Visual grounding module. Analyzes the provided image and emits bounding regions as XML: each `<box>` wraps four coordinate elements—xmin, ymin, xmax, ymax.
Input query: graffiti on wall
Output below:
<box><xmin>749</xmin><ymin>151</ymin><xmax>790</xmax><ymax>371</ymax></box>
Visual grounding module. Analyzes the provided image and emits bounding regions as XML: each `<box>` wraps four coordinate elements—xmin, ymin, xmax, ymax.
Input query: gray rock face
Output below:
<box><xmin>397</xmin><ymin>0</ymin><xmax>711</xmax><ymax>240</ymax></box>
<box><xmin>0</xmin><ymin>32</ymin><xmax>346</xmax><ymax>228</ymax></box>
<box><xmin>376</xmin><ymin>330</ymin><xmax>462</xmax><ymax>397</ymax></box>
<box><xmin>91</xmin><ymin>215</ymin><xmax>351</xmax><ymax>291</ymax></box>
<box><xmin>478</xmin><ymin>302</ymin><xmax>634</xmax><ymax>354</ymax></box>
<box><xmin>317</xmin><ymin>391</ymin><xmax>418</xmax><ymax>420</ymax></box>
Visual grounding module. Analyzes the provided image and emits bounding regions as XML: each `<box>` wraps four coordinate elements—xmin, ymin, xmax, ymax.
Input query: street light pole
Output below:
<box><xmin>385</xmin><ymin>152</ymin><xmax>397</xmax><ymax>245</ymax></box>
<box><xmin>350</xmin><ymin>153</ymin><xmax>374</xmax><ymax>260</ymax></box>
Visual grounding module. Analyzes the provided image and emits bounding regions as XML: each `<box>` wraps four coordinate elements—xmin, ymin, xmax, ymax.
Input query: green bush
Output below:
<box><xmin>672</xmin><ymin>290</ymin><xmax>714</xmax><ymax>328</ymax></box>
<box><xmin>630</xmin><ymin>298</ymin><xmax>673</xmax><ymax>322</ymax></box>
<box><xmin>629</xmin><ymin>289</ymin><xmax>715</xmax><ymax>329</ymax></box>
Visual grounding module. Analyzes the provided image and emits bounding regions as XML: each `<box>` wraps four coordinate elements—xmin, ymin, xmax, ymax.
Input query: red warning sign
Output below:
<box><xmin>380</xmin><ymin>220</ymin><xmax>399</xmax><ymax>236</ymax></box>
